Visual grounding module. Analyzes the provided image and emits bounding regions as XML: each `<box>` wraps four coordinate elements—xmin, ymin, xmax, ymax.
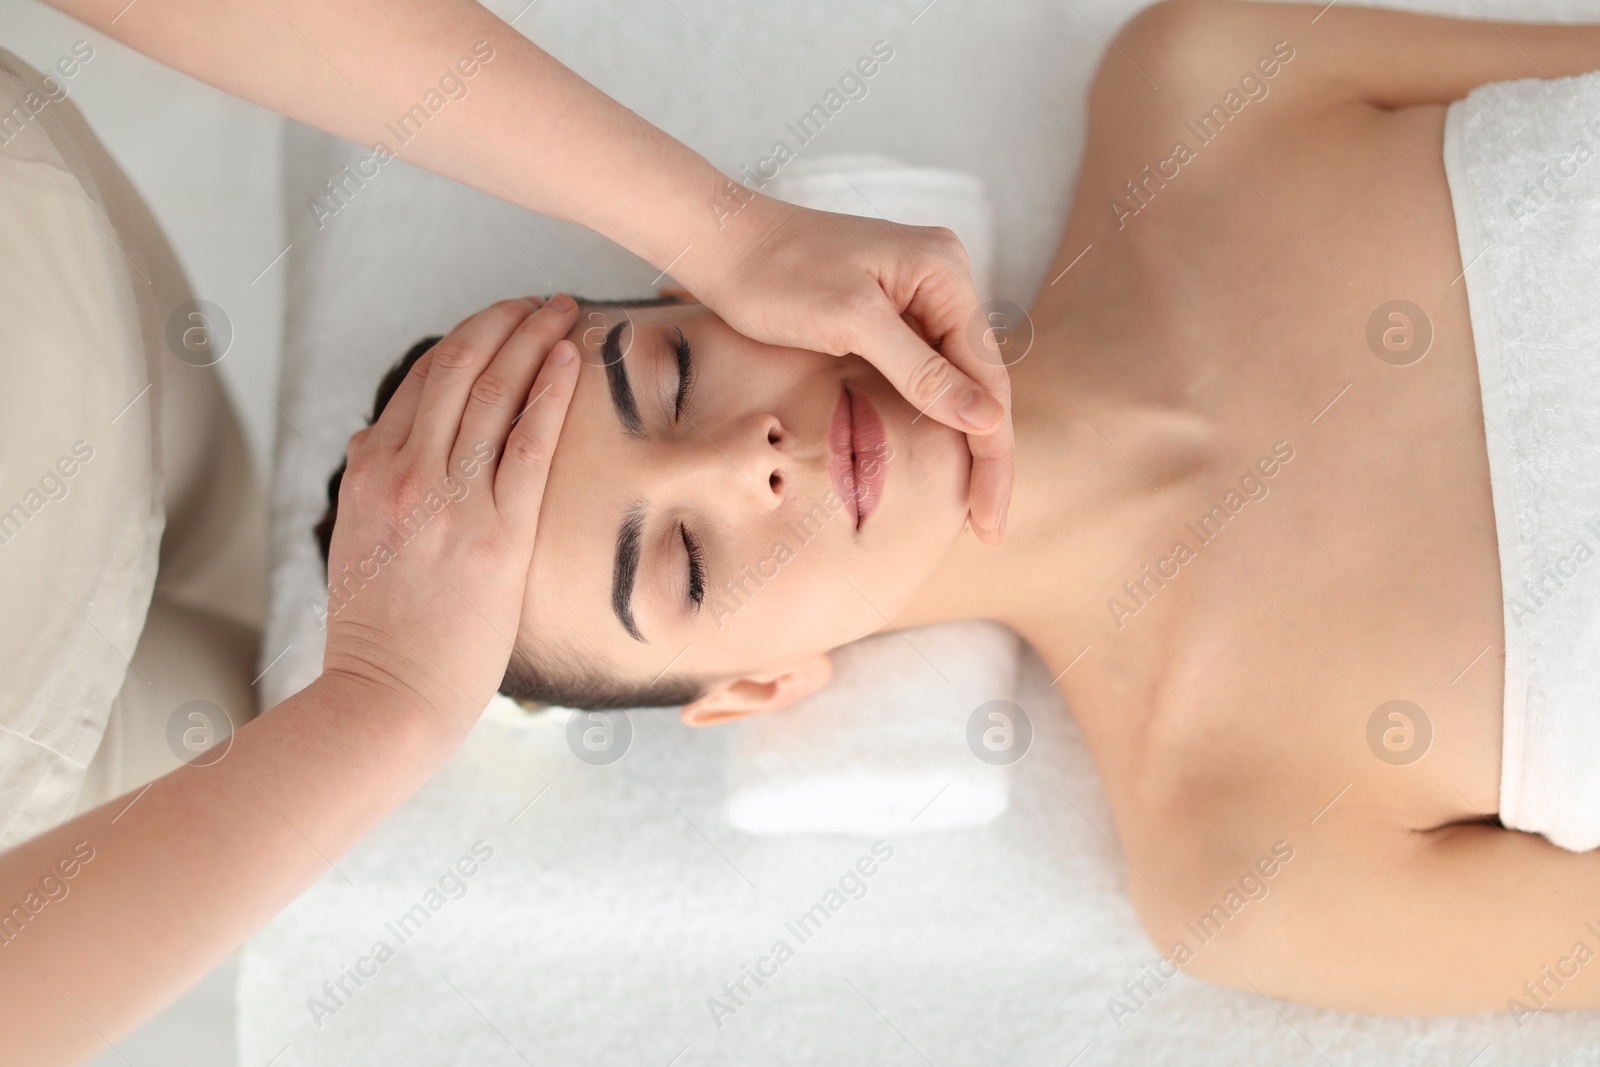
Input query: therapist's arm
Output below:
<box><xmin>2</xmin><ymin>674</ymin><xmax>455</xmax><ymax>1064</ymax></box>
<box><xmin>0</xmin><ymin>297</ymin><xmax>581</xmax><ymax>1067</ymax></box>
<box><xmin>40</xmin><ymin>0</ymin><xmax>1013</xmax><ymax>541</ymax></box>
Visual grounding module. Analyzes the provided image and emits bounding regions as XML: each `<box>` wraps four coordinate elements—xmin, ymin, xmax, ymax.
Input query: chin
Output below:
<box><xmin>885</xmin><ymin>401</ymin><xmax>972</xmax><ymax>536</ymax></box>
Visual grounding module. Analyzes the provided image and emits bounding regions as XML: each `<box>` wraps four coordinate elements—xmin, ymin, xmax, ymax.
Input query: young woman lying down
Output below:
<box><xmin>317</xmin><ymin>0</ymin><xmax>1600</xmax><ymax>1018</ymax></box>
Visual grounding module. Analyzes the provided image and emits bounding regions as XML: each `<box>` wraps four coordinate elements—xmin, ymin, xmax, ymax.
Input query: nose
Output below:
<box><xmin>680</xmin><ymin>412</ymin><xmax>787</xmax><ymax>512</ymax></box>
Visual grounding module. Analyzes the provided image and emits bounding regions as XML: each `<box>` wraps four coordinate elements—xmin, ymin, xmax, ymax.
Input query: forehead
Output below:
<box><xmin>575</xmin><ymin>299</ymin><xmax>699</xmax><ymax>346</ymax></box>
<box><xmin>523</xmin><ymin>303</ymin><xmax>698</xmax><ymax>663</ymax></box>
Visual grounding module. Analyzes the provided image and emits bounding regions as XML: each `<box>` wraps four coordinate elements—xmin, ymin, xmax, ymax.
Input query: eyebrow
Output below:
<box><xmin>603</xmin><ymin>319</ymin><xmax>645</xmax><ymax>437</ymax></box>
<box><xmin>612</xmin><ymin>500</ymin><xmax>647</xmax><ymax>642</ymax></box>
<box><xmin>605</xmin><ymin>316</ymin><xmax>651</xmax><ymax>641</ymax></box>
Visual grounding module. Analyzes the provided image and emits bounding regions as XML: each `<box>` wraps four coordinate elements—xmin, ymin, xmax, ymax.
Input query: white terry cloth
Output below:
<box><xmin>1445</xmin><ymin>70</ymin><xmax>1600</xmax><ymax>853</ymax></box>
<box><xmin>725</xmin><ymin>622</ymin><xmax>1017</xmax><ymax>835</ymax></box>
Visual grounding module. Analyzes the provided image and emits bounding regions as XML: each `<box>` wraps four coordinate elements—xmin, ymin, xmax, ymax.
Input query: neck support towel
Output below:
<box><xmin>1445</xmin><ymin>69</ymin><xmax>1600</xmax><ymax>852</ymax></box>
<box><xmin>723</xmin><ymin>154</ymin><xmax>1012</xmax><ymax>836</ymax></box>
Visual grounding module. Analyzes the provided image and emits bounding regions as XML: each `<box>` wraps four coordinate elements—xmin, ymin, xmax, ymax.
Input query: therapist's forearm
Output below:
<box><xmin>0</xmin><ymin>673</ymin><xmax>456</xmax><ymax>1066</ymax></box>
<box><xmin>44</xmin><ymin>0</ymin><xmax>768</xmax><ymax>285</ymax></box>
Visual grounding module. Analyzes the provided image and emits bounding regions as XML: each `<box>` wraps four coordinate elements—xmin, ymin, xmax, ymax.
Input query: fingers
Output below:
<box><xmin>856</xmin><ymin>302</ymin><xmax>1005</xmax><ymax>434</ymax></box>
<box><xmin>364</xmin><ymin>350</ymin><xmax>433</xmax><ymax>454</ymax></box>
<box><xmin>496</xmin><ymin>339</ymin><xmax>580</xmax><ymax>540</ymax></box>
<box><xmin>850</xmin><ymin>302</ymin><xmax>1014</xmax><ymax>538</ymax></box>
<box><xmin>449</xmin><ymin>295</ymin><xmax>580</xmax><ymax>481</ymax></box>
<box><xmin>684</xmin><ymin>197</ymin><xmax>1017</xmax><ymax>541</ymax></box>
<box><xmin>964</xmin><ymin>418</ymin><xmax>1015</xmax><ymax>544</ymax></box>
<box><xmin>918</xmin><ymin>285</ymin><xmax>1014</xmax><ymax>542</ymax></box>
<box><xmin>408</xmin><ymin>297</ymin><xmax>542</xmax><ymax>462</ymax></box>
<box><xmin>366</xmin><ymin>297</ymin><xmax>557</xmax><ymax>458</ymax></box>
<box><xmin>895</xmin><ymin>238</ymin><xmax>1015</xmax><ymax>541</ymax></box>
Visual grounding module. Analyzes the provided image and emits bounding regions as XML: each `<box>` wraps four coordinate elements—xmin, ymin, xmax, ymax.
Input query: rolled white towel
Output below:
<box><xmin>724</xmin><ymin>620</ymin><xmax>1021</xmax><ymax>836</ymax></box>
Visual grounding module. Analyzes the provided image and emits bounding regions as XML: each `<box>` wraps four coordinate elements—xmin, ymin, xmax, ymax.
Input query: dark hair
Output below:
<box><xmin>313</xmin><ymin>297</ymin><xmax>709</xmax><ymax>711</ymax></box>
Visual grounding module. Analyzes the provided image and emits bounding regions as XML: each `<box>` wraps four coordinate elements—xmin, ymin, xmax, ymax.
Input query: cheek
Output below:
<box><xmin>918</xmin><ymin>418</ymin><xmax>974</xmax><ymax>497</ymax></box>
<box><xmin>859</xmin><ymin>417</ymin><xmax>969</xmax><ymax>590</ymax></box>
<box><xmin>706</xmin><ymin>411</ymin><xmax>966</xmax><ymax>660</ymax></box>
<box><xmin>885</xmin><ymin>414</ymin><xmax>971</xmax><ymax>540</ymax></box>
<box><xmin>695</xmin><ymin>540</ymin><xmax>880</xmax><ymax>666</ymax></box>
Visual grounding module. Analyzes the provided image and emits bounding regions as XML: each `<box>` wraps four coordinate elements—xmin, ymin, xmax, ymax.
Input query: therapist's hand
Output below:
<box><xmin>691</xmin><ymin>197</ymin><xmax>1015</xmax><ymax>544</ymax></box>
<box><xmin>321</xmin><ymin>296</ymin><xmax>580</xmax><ymax>736</ymax></box>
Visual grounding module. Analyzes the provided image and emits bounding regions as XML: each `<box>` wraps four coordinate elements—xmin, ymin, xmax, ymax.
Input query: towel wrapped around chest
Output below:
<box><xmin>1445</xmin><ymin>69</ymin><xmax>1600</xmax><ymax>852</ymax></box>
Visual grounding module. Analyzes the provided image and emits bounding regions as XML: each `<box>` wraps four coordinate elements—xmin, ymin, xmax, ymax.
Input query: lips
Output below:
<box><xmin>829</xmin><ymin>386</ymin><xmax>889</xmax><ymax>530</ymax></box>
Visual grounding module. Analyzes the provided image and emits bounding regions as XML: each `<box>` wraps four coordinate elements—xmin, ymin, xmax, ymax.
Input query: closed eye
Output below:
<box><xmin>680</xmin><ymin>522</ymin><xmax>706</xmax><ymax>608</ymax></box>
<box><xmin>672</xmin><ymin>326</ymin><xmax>694</xmax><ymax>421</ymax></box>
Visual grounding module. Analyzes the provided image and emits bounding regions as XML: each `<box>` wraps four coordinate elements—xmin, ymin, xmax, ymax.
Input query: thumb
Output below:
<box><xmin>848</xmin><ymin>302</ymin><xmax>1004</xmax><ymax>434</ymax></box>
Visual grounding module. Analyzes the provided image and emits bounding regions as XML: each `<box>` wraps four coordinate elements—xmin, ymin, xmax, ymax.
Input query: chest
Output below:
<box><xmin>1053</xmin><ymin>98</ymin><xmax>1509</xmax><ymax>848</ymax></box>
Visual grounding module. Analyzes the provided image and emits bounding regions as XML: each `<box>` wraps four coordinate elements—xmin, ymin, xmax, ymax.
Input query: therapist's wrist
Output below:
<box><xmin>670</xmin><ymin>183</ymin><xmax>794</xmax><ymax>305</ymax></box>
<box><xmin>311</xmin><ymin>666</ymin><xmax>479</xmax><ymax>762</ymax></box>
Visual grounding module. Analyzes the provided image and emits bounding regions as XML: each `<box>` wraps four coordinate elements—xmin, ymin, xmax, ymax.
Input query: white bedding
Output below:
<box><xmin>243</xmin><ymin>0</ymin><xmax>1600</xmax><ymax>1063</ymax></box>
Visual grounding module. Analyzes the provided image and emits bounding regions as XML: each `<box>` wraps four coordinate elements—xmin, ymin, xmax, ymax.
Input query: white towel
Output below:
<box><xmin>725</xmin><ymin>621</ymin><xmax>1018</xmax><ymax>835</ymax></box>
<box><xmin>1445</xmin><ymin>70</ymin><xmax>1600</xmax><ymax>852</ymax></box>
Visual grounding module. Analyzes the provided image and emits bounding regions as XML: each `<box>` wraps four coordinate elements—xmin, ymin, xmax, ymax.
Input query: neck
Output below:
<box><xmin>889</xmin><ymin>324</ymin><xmax>1209</xmax><ymax>656</ymax></box>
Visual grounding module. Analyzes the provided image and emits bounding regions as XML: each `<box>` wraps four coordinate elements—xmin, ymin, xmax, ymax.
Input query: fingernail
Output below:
<box><xmin>548</xmin><ymin>293</ymin><xmax>576</xmax><ymax>312</ymax></box>
<box><xmin>957</xmin><ymin>389</ymin><xmax>1003</xmax><ymax>431</ymax></box>
<box><xmin>553</xmin><ymin>340</ymin><xmax>576</xmax><ymax>365</ymax></box>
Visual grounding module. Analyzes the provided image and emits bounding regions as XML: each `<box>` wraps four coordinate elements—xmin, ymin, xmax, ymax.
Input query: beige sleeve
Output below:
<box><xmin>0</xmin><ymin>44</ymin><xmax>267</xmax><ymax>833</ymax></box>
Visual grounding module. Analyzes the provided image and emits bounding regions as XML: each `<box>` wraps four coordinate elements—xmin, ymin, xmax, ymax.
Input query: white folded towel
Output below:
<box><xmin>725</xmin><ymin>621</ymin><xmax>1019</xmax><ymax>835</ymax></box>
<box><xmin>1445</xmin><ymin>70</ymin><xmax>1600</xmax><ymax>852</ymax></box>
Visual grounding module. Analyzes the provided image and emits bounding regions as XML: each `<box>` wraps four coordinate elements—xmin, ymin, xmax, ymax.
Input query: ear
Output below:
<box><xmin>656</xmin><ymin>284</ymin><xmax>696</xmax><ymax>303</ymax></box>
<box><xmin>678</xmin><ymin>654</ymin><xmax>833</xmax><ymax>728</ymax></box>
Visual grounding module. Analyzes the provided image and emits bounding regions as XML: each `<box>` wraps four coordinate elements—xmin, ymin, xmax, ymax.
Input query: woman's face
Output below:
<box><xmin>519</xmin><ymin>300</ymin><xmax>971</xmax><ymax>702</ymax></box>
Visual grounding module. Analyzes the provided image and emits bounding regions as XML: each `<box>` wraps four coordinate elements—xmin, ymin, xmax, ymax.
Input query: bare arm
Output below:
<box><xmin>42</xmin><ymin>0</ymin><xmax>1014</xmax><ymax>539</ymax></box>
<box><xmin>0</xmin><ymin>297</ymin><xmax>582</xmax><ymax>1065</ymax></box>
<box><xmin>1252</xmin><ymin>0</ymin><xmax>1600</xmax><ymax>108</ymax></box>
<box><xmin>2</xmin><ymin>675</ymin><xmax>450</xmax><ymax>1062</ymax></box>
<box><xmin>1116</xmin><ymin>0</ymin><xmax>1600</xmax><ymax>111</ymax></box>
<box><xmin>1178</xmin><ymin>818</ymin><xmax>1600</xmax><ymax>1015</ymax></box>
<box><xmin>47</xmin><ymin>0</ymin><xmax>717</xmax><ymax>279</ymax></box>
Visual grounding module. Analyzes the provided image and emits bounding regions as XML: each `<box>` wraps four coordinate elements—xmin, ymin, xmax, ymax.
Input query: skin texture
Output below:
<box><xmin>502</xmin><ymin>0</ymin><xmax>1600</xmax><ymax>1018</ymax></box>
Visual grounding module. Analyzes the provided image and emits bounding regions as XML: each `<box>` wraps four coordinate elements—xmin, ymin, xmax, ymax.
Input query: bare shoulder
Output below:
<box><xmin>1103</xmin><ymin>0</ymin><xmax>1267</xmax><ymax>76</ymax></box>
<box><xmin>1092</xmin><ymin>0</ymin><xmax>1325</xmax><ymax>115</ymax></box>
<box><xmin>1044</xmin><ymin>1</ymin><xmax>1338</xmax><ymax>284</ymax></box>
<box><xmin>1105</xmin><ymin>0</ymin><xmax>1600</xmax><ymax>113</ymax></box>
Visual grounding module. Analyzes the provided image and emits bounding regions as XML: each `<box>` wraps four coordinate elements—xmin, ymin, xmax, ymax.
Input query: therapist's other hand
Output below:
<box><xmin>321</xmin><ymin>296</ymin><xmax>580</xmax><ymax>736</ymax></box>
<box><xmin>692</xmin><ymin>197</ymin><xmax>1014</xmax><ymax>544</ymax></box>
